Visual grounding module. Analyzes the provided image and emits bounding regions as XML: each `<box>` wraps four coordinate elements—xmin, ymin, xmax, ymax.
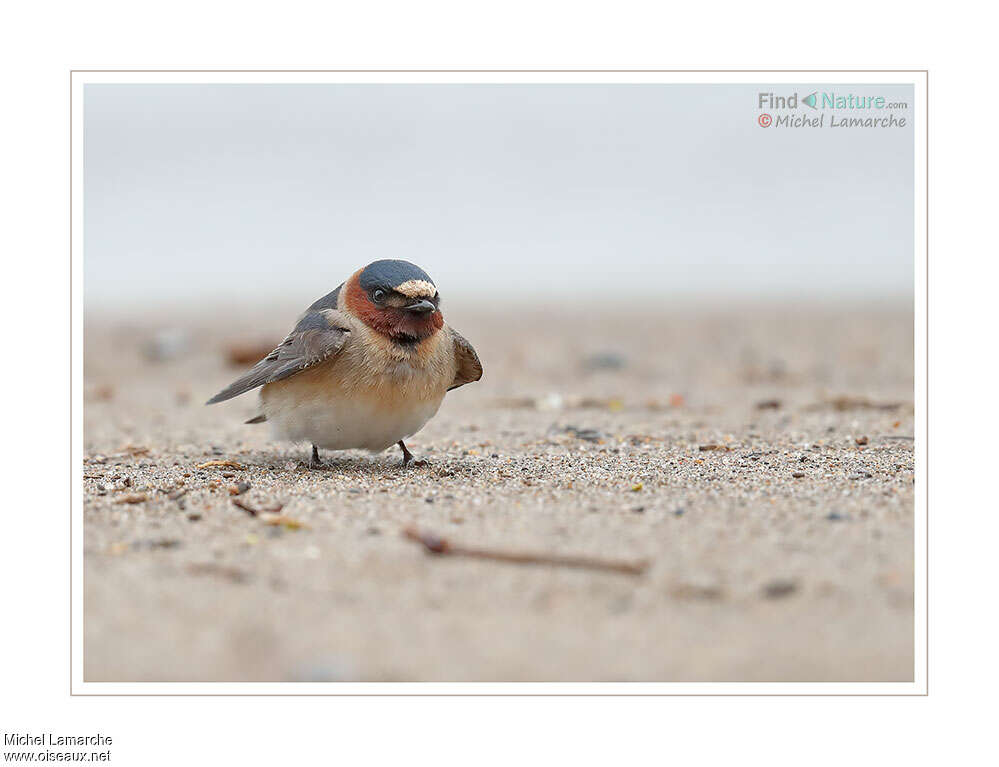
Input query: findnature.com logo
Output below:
<box><xmin>756</xmin><ymin>90</ymin><xmax>909</xmax><ymax>129</ymax></box>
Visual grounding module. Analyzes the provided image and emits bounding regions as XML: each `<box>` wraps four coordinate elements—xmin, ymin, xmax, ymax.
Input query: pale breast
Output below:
<box><xmin>259</xmin><ymin>325</ymin><xmax>458</xmax><ymax>451</ymax></box>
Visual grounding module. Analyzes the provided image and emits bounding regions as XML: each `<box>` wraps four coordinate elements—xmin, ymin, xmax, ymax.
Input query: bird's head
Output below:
<box><xmin>344</xmin><ymin>260</ymin><xmax>444</xmax><ymax>344</ymax></box>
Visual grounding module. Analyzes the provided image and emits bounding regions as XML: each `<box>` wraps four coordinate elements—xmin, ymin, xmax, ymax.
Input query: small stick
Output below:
<box><xmin>402</xmin><ymin>527</ymin><xmax>648</xmax><ymax>576</ymax></box>
<box><xmin>231</xmin><ymin>498</ymin><xmax>284</xmax><ymax>517</ymax></box>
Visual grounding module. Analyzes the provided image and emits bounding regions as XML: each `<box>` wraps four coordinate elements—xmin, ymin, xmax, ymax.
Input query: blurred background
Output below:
<box><xmin>84</xmin><ymin>83</ymin><xmax>913</xmax><ymax>309</ymax></box>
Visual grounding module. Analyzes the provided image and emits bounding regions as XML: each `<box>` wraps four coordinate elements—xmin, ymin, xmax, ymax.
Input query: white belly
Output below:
<box><xmin>259</xmin><ymin>365</ymin><xmax>448</xmax><ymax>452</ymax></box>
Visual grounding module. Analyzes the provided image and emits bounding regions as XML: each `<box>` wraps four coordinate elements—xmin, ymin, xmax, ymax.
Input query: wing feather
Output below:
<box><xmin>448</xmin><ymin>329</ymin><xmax>483</xmax><ymax>391</ymax></box>
<box><xmin>206</xmin><ymin>310</ymin><xmax>351</xmax><ymax>404</ymax></box>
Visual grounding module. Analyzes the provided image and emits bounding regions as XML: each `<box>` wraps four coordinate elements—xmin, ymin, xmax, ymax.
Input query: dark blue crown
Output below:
<box><xmin>358</xmin><ymin>260</ymin><xmax>435</xmax><ymax>293</ymax></box>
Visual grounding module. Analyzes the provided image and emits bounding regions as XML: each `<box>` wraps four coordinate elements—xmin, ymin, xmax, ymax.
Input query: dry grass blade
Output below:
<box><xmin>260</xmin><ymin>513</ymin><xmax>308</xmax><ymax>530</ymax></box>
<box><xmin>196</xmin><ymin>459</ymin><xmax>244</xmax><ymax>470</ymax></box>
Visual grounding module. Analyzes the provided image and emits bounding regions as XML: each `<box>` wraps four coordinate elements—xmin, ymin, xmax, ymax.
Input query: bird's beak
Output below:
<box><xmin>405</xmin><ymin>298</ymin><xmax>437</xmax><ymax>314</ymax></box>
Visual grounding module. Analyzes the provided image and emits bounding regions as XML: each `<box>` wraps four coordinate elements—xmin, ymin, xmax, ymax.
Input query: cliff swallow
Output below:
<box><xmin>207</xmin><ymin>260</ymin><xmax>482</xmax><ymax>466</ymax></box>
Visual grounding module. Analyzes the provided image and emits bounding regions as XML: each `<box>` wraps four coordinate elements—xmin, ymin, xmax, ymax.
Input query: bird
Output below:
<box><xmin>206</xmin><ymin>259</ymin><xmax>482</xmax><ymax>467</ymax></box>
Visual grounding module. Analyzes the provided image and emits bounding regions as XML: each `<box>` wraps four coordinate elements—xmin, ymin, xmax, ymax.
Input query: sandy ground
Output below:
<box><xmin>82</xmin><ymin>301</ymin><xmax>914</xmax><ymax>682</ymax></box>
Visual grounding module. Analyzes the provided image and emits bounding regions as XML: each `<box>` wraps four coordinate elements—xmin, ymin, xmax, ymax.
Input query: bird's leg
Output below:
<box><xmin>309</xmin><ymin>444</ymin><xmax>326</xmax><ymax>469</ymax></box>
<box><xmin>397</xmin><ymin>440</ymin><xmax>414</xmax><ymax>466</ymax></box>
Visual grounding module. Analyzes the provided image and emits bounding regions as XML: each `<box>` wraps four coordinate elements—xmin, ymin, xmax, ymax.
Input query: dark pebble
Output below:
<box><xmin>582</xmin><ymin>351</ymin><xmax>627</xmax><ymax>370</ymax></box>
<box><xmin>762</xmin><ymin>579</ymin><xmax>798</xmax><ymax>599</ymax></box>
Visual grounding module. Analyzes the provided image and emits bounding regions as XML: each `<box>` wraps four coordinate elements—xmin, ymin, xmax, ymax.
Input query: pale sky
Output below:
<box><xmin>84</xmin><ymin>83</ymin><xmax>914</xmax><ymax>307</ymax></box>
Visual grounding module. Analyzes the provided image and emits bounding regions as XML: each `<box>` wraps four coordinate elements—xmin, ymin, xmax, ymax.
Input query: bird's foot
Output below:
<box><xmin>397</xmin><ymin>440</ymin><xmax>427</xmax><ymax>467</ymax></box>
<box><xmin>309</xmin><ymin>444</ymin><xmax>327</xmax><ymax>470</ymax></box>
<box><xmin>398</xmin><ymin>440</ymin><xmax>414</xmax><ymax>466</ymax></box>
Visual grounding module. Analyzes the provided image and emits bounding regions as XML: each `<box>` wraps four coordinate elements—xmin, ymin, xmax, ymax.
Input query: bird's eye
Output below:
<box><xmin>372</xmin><ymin>289</ymin><xmax>386</xmax><ymax>302</ymax></box>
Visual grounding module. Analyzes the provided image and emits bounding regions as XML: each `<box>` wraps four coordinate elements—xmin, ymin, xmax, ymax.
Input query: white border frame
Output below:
<box><xmin>72</xmin><ymin>70</ymin><xmax>927</xmax><ymax>696</ymax></box>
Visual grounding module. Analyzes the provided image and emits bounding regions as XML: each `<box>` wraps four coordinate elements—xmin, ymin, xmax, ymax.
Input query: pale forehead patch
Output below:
<box><xmin>394</xmin><ymin>279</ymin><xmax>437</xmax><ymax>298</ymax></box>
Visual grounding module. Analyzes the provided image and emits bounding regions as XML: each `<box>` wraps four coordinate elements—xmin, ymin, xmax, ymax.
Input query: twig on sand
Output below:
<box><xmin>402</xmin><ymin>527</ymin><xmax>648</xmax><ymax>577</ymax></box>
<box><xmin>231</xmin><ymin>498</ymin><xmax>284</xmax><ymax>517</ymax></box>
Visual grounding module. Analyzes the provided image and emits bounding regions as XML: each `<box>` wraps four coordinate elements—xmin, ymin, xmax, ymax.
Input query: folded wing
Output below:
<box><xmin>206</xmin><ymin>310</ymin><xmax>351</xmax><ymax>404</ymax></box>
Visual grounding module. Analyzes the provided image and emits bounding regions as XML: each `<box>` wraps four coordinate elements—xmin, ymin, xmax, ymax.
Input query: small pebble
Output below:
<box><xmin>582</xmin><ymin>351</ymin><xmax>627</xmax><ymax>371</ymax></box>
<box><xmin>762</xmin><ymin>579</ymin><xmax>798</xmax><ymax>599</ymax></box>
